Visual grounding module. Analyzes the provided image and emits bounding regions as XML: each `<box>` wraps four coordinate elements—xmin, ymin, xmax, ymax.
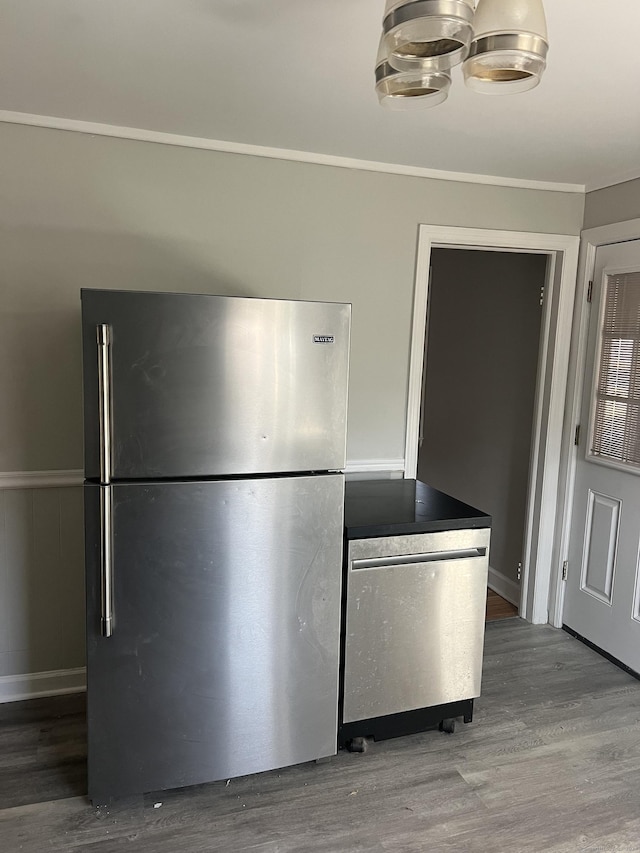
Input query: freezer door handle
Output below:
<box><xmin>100</xmin><ymin>485</ymin><xmax>114</xmax><ymax>637</ymax></box>
<box><xmin>97</xmin><ymin>324</ymin><xmax>113</xmax><ymax>485</ymax></box>
<box><xmin>351</xmin><ymin>548</ymin><xmax>487</xmax><ymax>570</ymax></box>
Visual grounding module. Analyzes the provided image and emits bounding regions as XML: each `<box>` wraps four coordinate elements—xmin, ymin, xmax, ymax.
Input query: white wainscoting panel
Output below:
<box><xmin>0</xmin><ymin>482</ymin><xmax>85</xmax><ymax>700</ymax></box>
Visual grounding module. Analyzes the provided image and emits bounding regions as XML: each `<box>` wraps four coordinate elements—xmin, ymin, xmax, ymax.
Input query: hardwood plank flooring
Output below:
<box><xmin>2</xmin><ymin>620</ymin><xmax>640</xmax><ymax>852</ymax></box>
<box><xmin>486</xmin><ymin>589</ymin><xmax>519</xmax><ymax>621</ymax></box>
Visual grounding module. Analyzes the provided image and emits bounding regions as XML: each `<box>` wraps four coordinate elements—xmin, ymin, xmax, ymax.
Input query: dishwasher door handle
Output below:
<box><xmin>351</xmin><ymin>548</ymin><xmax>487</xmax><ymax>571</ymax></box>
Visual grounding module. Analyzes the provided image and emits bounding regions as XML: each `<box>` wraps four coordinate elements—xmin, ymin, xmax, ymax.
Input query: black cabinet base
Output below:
<box><xmin>338</xmin><ymin>699</ymin><xmax>474</xmax><ymax>748</ymax></box>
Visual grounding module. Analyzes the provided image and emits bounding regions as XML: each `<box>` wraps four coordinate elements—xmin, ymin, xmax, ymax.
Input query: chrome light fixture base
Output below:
<box><xmin>463</xmin><ymin>32</ymin><xmax>548</xmax><ymax>93</ymax></box>
<box><xmin>382</xmin><ymin>0</ymin><xmax>475</xmax><ymax>72</ymax></box>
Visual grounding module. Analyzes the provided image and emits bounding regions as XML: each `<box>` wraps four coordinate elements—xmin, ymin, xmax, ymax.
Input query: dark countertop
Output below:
<box><xmin>344</xmin><ymin>478</ymin><xmax>491</xmax><ymax>539</ymax></box>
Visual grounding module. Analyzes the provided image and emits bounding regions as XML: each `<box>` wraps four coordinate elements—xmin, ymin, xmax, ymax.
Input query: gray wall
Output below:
<box><xmin>417</xmin><ymin>249</ymin><xmax>547</xmax><ymax>587</ymax></box>
<box><xmin>0</xmin><ymin>487</ymin><xmax>84</xmax><ymax>678</ymax></box>
<box><xmin>583</xmin><ymin>178</ymin><xmax>640</xmax><ymax>230</ymax></box>
<box><xmin>0</xmin><ymin>121</ymin><xmax>584</xmax><ymax>681</ymax></box>
<box><xmin>0</xmin><ymin>123</ymin><xmax>584</xmax><ymax>474</ymax></box>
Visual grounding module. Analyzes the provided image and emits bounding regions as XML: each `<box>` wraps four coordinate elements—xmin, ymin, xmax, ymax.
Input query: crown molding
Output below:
<box><xmin>0</xmin><ymin>110</ymin><xmax>585</xmax><ymax>194</ymax></box>
<box><xmin>585</xmin><ymin>167</ymin><xmax>640</xmax><ymax>194</ymax></box>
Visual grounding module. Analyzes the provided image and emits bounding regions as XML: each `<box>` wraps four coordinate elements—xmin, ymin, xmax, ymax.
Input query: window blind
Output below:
<box><xmin>591</xmin><ymin>270</ymin><xmax>640</xmax><ymax>468</ymax></box>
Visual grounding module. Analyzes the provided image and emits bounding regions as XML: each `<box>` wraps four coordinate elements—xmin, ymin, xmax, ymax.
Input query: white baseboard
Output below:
<box><xmin>345</xmin><ymin>458</ymin><xmax>405</xmax><ymax>476</ymax></box>
<box><xmin>488</xmin><ymin>567</ymin><xmax>521</xmax><ymax>609</ymax></box>
<box><xmin>0</xmin><ymin>667</ymin><xmax>86</xmax><ymax>704</ymax></box>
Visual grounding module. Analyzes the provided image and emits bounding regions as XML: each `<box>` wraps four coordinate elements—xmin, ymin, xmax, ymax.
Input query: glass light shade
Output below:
<box><xmin>375</xmin><ymin>39</ymin><xmax>451</xmax><ymax>110</ymax></box>
<box><xmin>472</xmin><ymin>0</ymin><xmax>547</xmax><ymax>39</ymax></box>
<box><xmin>463</xmin><ymin>0</ymin><xmax>548</xmax><ymax>94</ymax></box>
<box><xmin>382</xmin><ymin>0</ymin><xmax>475</xmax><ymax>72</ymax></box>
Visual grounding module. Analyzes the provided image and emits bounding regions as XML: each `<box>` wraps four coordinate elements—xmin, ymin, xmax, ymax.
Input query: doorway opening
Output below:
<box><xmin>404</xmin><ymin>225</ymin><xmax>580</xmax><ymax>625</ymax></box>
<box><xmin>417</xmin><ymin>248</ymin><xmax>547</xmax><ymax>617</ymax></box>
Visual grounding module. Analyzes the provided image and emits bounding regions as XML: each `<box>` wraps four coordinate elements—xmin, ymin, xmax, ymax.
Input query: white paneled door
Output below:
<box><xmin>564</xmin><ymin>239</ymin><xmax>640</xmax><ymax>673</ymax></box>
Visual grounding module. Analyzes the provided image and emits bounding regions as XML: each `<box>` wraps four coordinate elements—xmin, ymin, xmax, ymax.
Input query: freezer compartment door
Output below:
<box><xmin>342</xmin><ymin>529</ymin><xmax>490</xmax><ymax>725</ymax></box>
<box><xmin>82</xmin><ymin>290</ymin><xmax>350</xmax><ymax>479</ymax></box>
<box><xmin>85</xmin><ymin>475</ymin><xmax>344</xmax><ymax>800</ymax></box>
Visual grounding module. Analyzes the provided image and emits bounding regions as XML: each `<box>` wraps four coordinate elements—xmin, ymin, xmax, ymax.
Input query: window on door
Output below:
<box><xmin>589</xmin><ymin>269</ymin><xmax>640</xmax><ymax>471</ymax></box>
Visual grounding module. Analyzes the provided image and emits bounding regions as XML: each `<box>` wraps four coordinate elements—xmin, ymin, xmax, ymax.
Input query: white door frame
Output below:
<box><xmin>551</xmin><ymin>217</ymin><xmax>640</xmax><ymax>629</ymax></box>
<box><xmin>404</xmin><ymin>225</ymin><xmax>580</xmax><ymax>625</ymax></box>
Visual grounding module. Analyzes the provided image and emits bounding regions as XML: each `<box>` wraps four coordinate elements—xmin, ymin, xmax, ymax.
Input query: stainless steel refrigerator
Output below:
<box><xmin>81</xmin><ymin>289</ymin><xmax>351</xmax><ymax>802</ymax></box>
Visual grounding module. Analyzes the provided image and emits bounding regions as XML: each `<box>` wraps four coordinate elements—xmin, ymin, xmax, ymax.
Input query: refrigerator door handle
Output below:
<box><xmin>97</xmin><ymin>324</ymin><xmax>113</xmax><ymax>485</ymax></box>
<box><xmin>100</xmin><ymin>485</ymin><xmax>114</xmax><ymax>637</ymax></box>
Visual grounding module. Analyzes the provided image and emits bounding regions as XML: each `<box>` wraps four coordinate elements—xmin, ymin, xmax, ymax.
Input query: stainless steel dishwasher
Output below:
<box><xmin>339</xmin><ymin>527</ymin><xmax>490</xmax><ymax>747</ymax></box>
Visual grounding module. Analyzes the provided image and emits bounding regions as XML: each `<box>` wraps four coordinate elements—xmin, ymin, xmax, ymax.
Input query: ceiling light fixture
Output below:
<box><xmin>382</xmin><ymin>0</ymin><xmax>475</xmax><ymax>72</ymax></box>
<box><xmin>463</xmin><ymin>0</ymin><xmax>548</xmax><ymax>94</ymax></box>
<box><xmin>375</xmin><ymin>0</ymin><xmax>548</xmax><ymax>109</ymax></box>
<box><xmin>375</xmin><ymin>38</ymin><xmax>451</xmax><ymax>110</ymax></box>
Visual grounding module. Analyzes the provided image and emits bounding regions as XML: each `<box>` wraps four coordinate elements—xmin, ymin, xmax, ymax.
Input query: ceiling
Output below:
<box><xmin>2</xmin><ymin>0</ymin><xmax>640</xmax><ymax>191</ymax></box>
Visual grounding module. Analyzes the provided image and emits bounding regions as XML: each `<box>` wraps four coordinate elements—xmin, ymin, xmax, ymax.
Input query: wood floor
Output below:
<box><xmin>486</xmin><ymin>589</ymin><xmax>519</xmax><ymax>621</ymax></box>
<box><xmin>2</xmin><ymin>620</ymin><xmax>640</xmax><ymax>852</ymax></box>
